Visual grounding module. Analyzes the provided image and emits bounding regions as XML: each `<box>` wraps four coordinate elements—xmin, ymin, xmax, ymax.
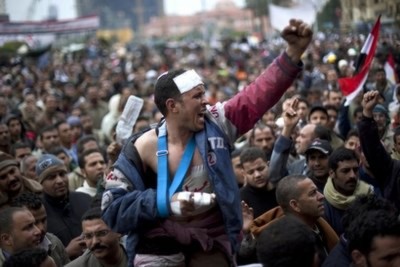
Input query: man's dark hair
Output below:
<box><xmin>342</xmin><ymin>194</ymin><xmax>398</xmax><ymax>232</ymax></box>
<box><xmin>308</xmin><ymin>105</ymin><xmax>329</xmax><ymax>121</ymax></box>
<box><xmin>328</xmin><ymin>147</ymin><xmax>358</xmax><ymax>171</ymax></box>
<box><xmin>231</xmin><ymin>148</ymin><xmax>242</xmax><ymax>159</ymax></box>
<box><xmin>326</xmin><ymin>89</ymin><xmax>342</xmax><ymax>100</ymax></box>
<box><xmin>76</xmin><ymin>134</ymin><xmax>99</xmax><ymax>155</ymax></box>
<box><xmin>249</xmin><ymin>122</ymin><xmax>275</xmax><ymax>146</ymax></box>
<box><xmin>0</xmin><ymin>207</ymin><xmax>27</xmax><ymax>234</ymax></box>
<box><xmin>3</xmin><ymin>248</ymin><xmax>49</xmax><ymax>267</ymax></box>
<box><xmin>78</xmin><ymin>148</ymin><xmax>103</xmax><ymax>169</ymax></box>
<box><xmin>48</xmin><ymin>146</ymin><xmax>68</xmax><ymax>158</ymax></box>
<box><xmin>347</xmin><ymin>209</ymin><xmax>400</xmax><ymax>255</ymax></box>
<box><xmin>10</xmin><ymin>192</ymin><xmax>43</xmax><ymax>211</ymax></box>
<box><xmin>257</xmin><ymin>215</ymin><xmax>316</xmax><ymax>267</ymax></box>
<box><xmin>324</xmin><ymin>104</ymin><xmax>338</xmax><ymax>113</ymax></box>
<box><xmin>39</xmin><ymin>125</ymin><xmax>57</xmax><ymax>140</ymax></box>
<box><xmin>82</xmin><ymin>207</ymin><xmax>102</xmax><ymax>221</ymax></box>
<box><xmin>239</xmin><ymin>147</ymin><xmax>268</xmax><ymax>166</ymax></box>
<box><xmin>10</xmin><ymin>142</ymin><xmax>31</xmax><ymax>157</ymax></box>
<box><xmin>297</xmin><ymin>97</ymin><xmax>309</xmax><ymax>107</ymax></box>
<box><xmin>314</xmin><ymin>124</ymin><xmax>332</xmax><ymax>142</ymax></box>
<box><xmin>276</xmin><ymin>175</ymin><xmax>308</xmax><ymax>212</ymax></box>
<box><xmin>353</xmin><ymin>106</ymin><xmax>363</xmax><ymax>117</ymax></box>
<box><xmin>154</xmin><ymin>69</ymin><xmax>186</xmax><ymax>116</ymax></box>
<box><xmin>346</xmin><ymin>128</ymin><xmax>359</xmax><ymax>140</ymax></box>
<box><xmin>374</xmin><ymin>67</ymin><xmax>386</xmax><ymax>75</ymax></box>
<box><xmin>54</xmin><ymin>120</ymin><xmax>68</xmax><ymax>131</ymax></box>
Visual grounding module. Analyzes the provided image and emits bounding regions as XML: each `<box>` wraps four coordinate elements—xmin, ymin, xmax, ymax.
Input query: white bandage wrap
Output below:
<box><xmin>171</xmin><ymin>192</ymin><xmax>216</xmax><ymax>215</ymax></box>
<box><xmin>170</xmin><ymin>201</ymin><xmax>182</xmax><ymax>215</ymax></box>
<box><xmin>192</xmin><ymin>192</ymin><xmax>215</xmax><ymax>208</ymax></box>
<box><xmin>173</xmin><ymin>69</ymin><xmax>203</xmax><ymax>94</ymax></box>
<box><xmin>176</xmin><ymin>191</ymin><xmax>192</xmax><ymax>202</ymax></box>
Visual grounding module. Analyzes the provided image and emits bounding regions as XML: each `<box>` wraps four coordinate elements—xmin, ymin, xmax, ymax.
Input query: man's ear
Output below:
<box><xmin>351</xmin><ymin>249</ymin><xmax>367</xmax><ymax>267</ymax></box>
<box><xmin>329</xmin><ymin>169</ymin><xmax>335</xmax><ymax>179</ymax></box>
<box><xmin>289</xmin><ymin>199</ymin><xmax>300</xmax><ymax>213</ymax></box>
<box><xmin>0</xmin><ymin>233</ymin><xmax>12</xmax><ymax>247</ymax></box>
<box><xmin>165</xmin><ymin>98</ymin><xmax>178</xmax><ymax>113</ymax></box>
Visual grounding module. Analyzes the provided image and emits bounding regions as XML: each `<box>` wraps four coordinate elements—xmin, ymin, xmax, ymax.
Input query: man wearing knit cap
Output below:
<box><xmin>372</xmin><ymin>103</ymin><xmax>393</xmax><ymax>152</ymax></box>
<box><xmin>0</xmin><ymin>153</ymin><xmax>42</xmax><ymax>209</ymax></box>
<box><xmin>36</xmin><ymin>154</ymin><xmax>92</xmax><ymax>260</ymax></box>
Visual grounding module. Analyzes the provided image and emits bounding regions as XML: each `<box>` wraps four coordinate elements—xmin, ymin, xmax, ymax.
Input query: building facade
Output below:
<box><xmin>143</xmin><ymin>0</ymin><xmax>253</xmax><ymax>39</ymax></box>
<box><xmin>340</xmin><ymin>0</ymin><xmax>399</xmax><ymax>32</ymax></box>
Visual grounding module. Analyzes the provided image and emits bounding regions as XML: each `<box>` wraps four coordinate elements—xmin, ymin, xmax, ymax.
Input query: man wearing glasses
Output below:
<box><xmin>66</xmin><ymin>207</ymin><xmax>127</xmax><ymax>267</ymax></box>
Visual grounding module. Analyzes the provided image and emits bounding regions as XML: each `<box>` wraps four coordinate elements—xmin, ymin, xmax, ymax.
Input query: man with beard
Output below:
<box><xmin>0</xmin><ymin>153</ymin><xmax>42</xmax><ymax>209</ymax></box>
<box><xmin>323</xmin><ymin>147</ymin><xmax>374</xmax><ymax>235</ymax></box>
<box><xmin>11</xmin><ymin>192</ymin><xmax>70</xmax><ymax>266</ymax></box>
<box><xmin>76</xmin><ymin>149</ymin><xmax>106</xmax><ymax>197</ymax></box>
<box><xmin>0</xmin><ymin>207</ymin><xmax>41</xmax><ymax>265</ymax></box>
<box><xmin>35</xmin><ymin>154</ymin><xmax>91</xmax><ymax>259</ymax></box>
<box><xmin>66</xmin><ymin>207</ymin><xmax>127</xmax><ymax>267</ymax></box>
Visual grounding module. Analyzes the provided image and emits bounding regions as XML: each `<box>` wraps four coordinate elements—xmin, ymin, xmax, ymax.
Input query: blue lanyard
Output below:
<box><xmin>156</xmin><ymin>124</ymin><xmax>196</xmax><ymax>218</ymax></box>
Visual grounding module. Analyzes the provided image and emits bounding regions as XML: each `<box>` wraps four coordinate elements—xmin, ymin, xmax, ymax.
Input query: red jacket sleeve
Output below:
<box><xmin>224</xmin><ymin>52</ymin><xmax>302</xmax><ymax>135</ymax></box>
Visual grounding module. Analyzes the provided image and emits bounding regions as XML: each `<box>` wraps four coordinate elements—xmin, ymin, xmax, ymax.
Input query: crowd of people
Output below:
<box><xmin>0</xmin><ymin>17</ymin><xmax>399</xmax><ymax>267</ymax></box>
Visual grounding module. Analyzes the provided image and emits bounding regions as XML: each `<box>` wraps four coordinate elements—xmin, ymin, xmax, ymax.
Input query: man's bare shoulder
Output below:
<box><xmin>134</xmin><ymin>129</ymin><xmax>158</xmax><ymax>166</ymax></box>
<box><xmin>135</xmin><ymin>128</ymin><xmax>157</xmax><ymax>144</ymax></box>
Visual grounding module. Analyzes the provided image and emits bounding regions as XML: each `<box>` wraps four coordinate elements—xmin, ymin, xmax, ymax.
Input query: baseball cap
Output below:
<box><xmin>305</xmin><ymin>139</ymin><xmax>333</xmax><ymax>156</ymax></box>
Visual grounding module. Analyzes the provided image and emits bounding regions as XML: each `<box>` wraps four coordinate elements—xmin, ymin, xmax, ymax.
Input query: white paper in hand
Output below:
<box><xmin>116</xmin><ymin>95</ymin><xmax>144</xmax><ymax>145</ymax></box>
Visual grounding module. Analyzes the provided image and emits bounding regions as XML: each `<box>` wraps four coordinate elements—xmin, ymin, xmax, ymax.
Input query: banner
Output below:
<box><xmin>0</xmin><ymin>15</ymin><xmax>99</xmax><ymax>34</ymax></box>
<box><xmin>268</xmin><ymin>2</ymin><xmax>317</xmax><ymax>32</ymax></box>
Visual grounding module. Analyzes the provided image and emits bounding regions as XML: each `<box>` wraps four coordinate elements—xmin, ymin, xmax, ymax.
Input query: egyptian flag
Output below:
<box><xmin>384</xmin><ymin>52</ymin><xmax>398</xmax><ymax>84</ymax></box>
<box><xmin>339</xmin><ymin>16</ymin><xmax>381</xmax><ymax>106</ymax></box>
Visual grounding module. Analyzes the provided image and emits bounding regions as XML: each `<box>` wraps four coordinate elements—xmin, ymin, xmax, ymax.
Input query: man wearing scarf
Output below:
<box><xmin>323</xmin><ymin>147</ymin><xmax>374</xmax><ymax>235</ymax></box>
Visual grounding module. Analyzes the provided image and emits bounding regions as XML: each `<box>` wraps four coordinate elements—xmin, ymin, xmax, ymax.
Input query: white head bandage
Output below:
<box><xmin>173</xmin><ymin>69</ymin><xmax>204</xmax><ymax>94</ymax></box>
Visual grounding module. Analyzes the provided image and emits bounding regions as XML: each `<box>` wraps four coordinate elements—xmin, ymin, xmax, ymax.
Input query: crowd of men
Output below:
<box><xmin>0</xmin><ymin>18</ymin><xmax>399</xmax><ymax>267</ymax></box>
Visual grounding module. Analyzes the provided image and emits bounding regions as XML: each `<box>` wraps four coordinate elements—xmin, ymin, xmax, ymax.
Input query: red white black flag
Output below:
<box><xmin>339</xmin><ymin>16</ymin><xmax>381</xmax><ymax>106</ymax></box>
<box><xmin>385</xmin><ymin>52</ymin><xmax>397</xmax><ymax>85</ymax></box>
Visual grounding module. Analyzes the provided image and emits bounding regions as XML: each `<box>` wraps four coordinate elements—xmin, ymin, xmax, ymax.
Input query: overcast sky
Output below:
<box><xmin>5</xmin><ymin>0</ymin><xmax>245</xmax><ymax>21</ymax></box>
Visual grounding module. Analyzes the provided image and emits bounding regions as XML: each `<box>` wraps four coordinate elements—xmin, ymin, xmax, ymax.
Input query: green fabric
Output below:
<box><xmin>324</xmin><ymin>177</ymin><xmax>373</xmax><ymax>210</ymax></box>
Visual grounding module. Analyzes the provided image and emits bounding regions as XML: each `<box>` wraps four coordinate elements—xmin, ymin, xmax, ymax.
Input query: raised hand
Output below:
<box><xmin>66</xmin><ymin>235</ymin><xmax>86</xmax><ymax>259</ymax></box>
<box><xmin>282</xmin><ymin>19</ymin><xmax>313</xmax><ymax>63</ymax></box>
<box><xmin>281</xmin><ymin>97</ymin><xmax>300</xmax><ymax>137</ymax></box>
<box><xmin>362</xmin><ymin>90</ymin><xmax>380</xmax><ymax>117</ymax></box>
<box><xmin>241</xmin><ymin>201</ymin><xmax>254</xmax><ymax>234</ymax></box>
